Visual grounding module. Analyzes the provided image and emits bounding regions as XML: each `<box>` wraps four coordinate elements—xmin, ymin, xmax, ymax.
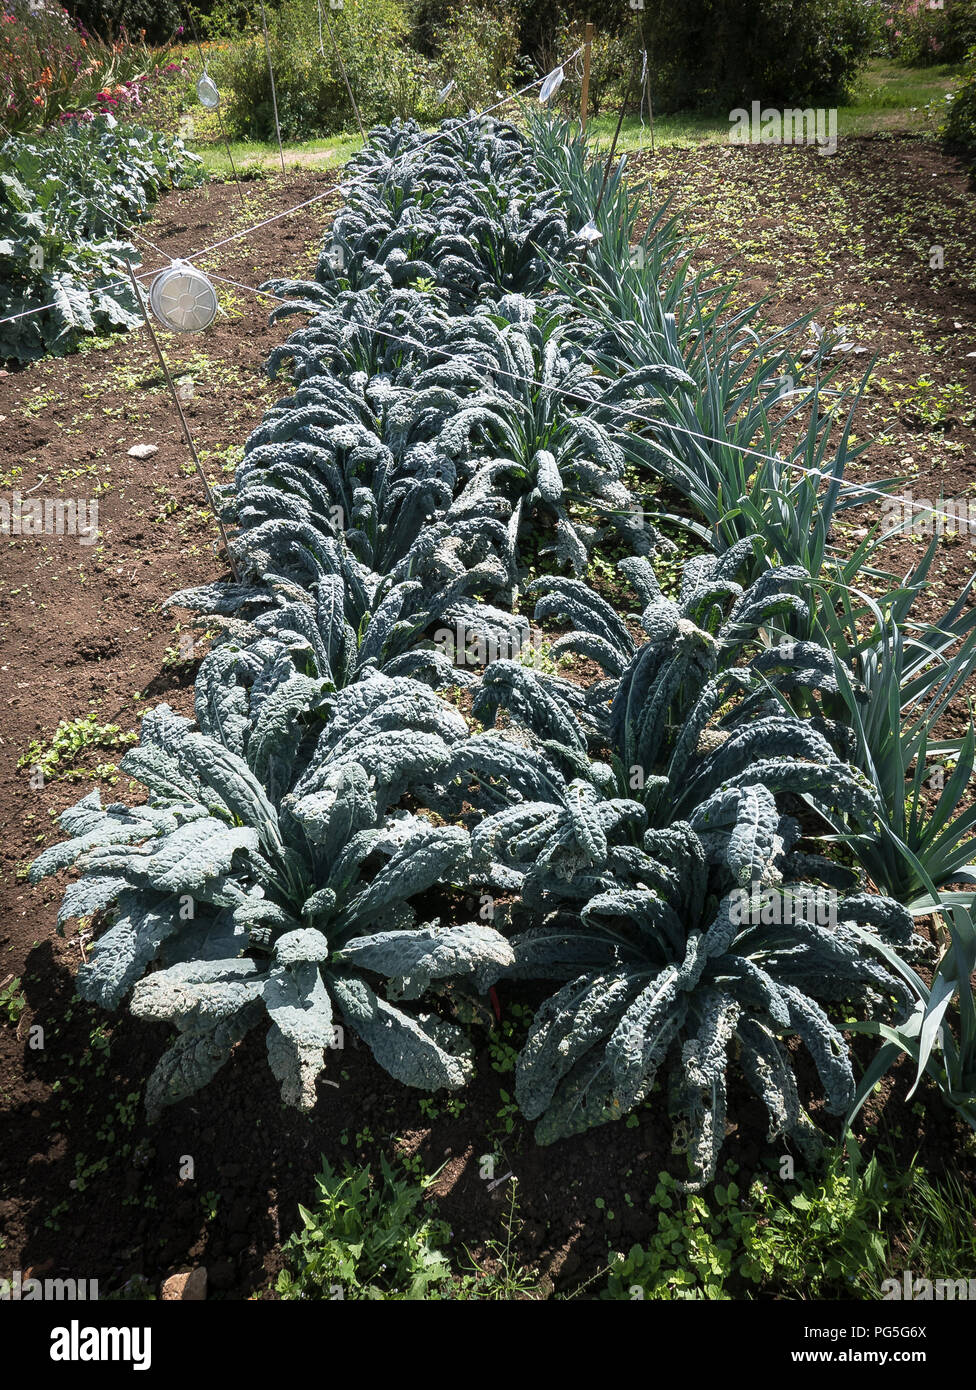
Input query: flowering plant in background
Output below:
<box><xmin>874</xmin><ymin>0</ymin><xmax>976</xmax><ymax>65</ymax></box>
<box><xmin>0</xmin><ymin>0</ymin><xmax>176</xmax><ymax>132</ymax></box>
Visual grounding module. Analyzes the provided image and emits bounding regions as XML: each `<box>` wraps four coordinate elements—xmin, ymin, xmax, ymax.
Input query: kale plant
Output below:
<box><xmin>32</xmin><ymin>671</ymin><xmax>511</xmax><ymax>1116</ymax></box>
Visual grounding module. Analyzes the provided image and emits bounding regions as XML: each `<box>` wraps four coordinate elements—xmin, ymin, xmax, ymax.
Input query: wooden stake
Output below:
<box><xmin>581</xmin><ymin>23</ymin><xmax>594</xmax><ymax>131</ymax></box>
<box><xmin>639</xmin><ymin>18</ymin><xmax>655</xmax><ymax>153</ymax></box>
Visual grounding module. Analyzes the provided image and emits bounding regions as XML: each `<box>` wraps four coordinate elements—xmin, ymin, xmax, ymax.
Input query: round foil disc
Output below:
<box><xmin>149</xmin><ymin>261</ymin><xmax>218</xmax><ymax>333</ymax></box>
<box><xmin>196</xmin><ymin>72</ymin><xmax>220</xmax><ymax>108</ymax></box>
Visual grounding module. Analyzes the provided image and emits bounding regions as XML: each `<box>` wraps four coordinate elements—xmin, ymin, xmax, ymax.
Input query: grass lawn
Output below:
<box><xmin>187</xmin><ymin>58</ymin><xmax>968</xmax><ymax>177</ymax></box>
<box><xmin>191</xmin><ymin>128</ymin><xmax>364</xmax><ymax>178</ymax></box>
<box><xmin>587</xmin><ymin>59</ymin><xmax>966</xmax><ymax>151</ymax></box>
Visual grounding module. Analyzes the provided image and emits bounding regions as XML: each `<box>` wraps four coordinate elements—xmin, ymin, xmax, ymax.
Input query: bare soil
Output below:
<box><xmin>1</xmin><ymin>138</ymin><xmax>974</xmax><ymax>1300</ymax></box>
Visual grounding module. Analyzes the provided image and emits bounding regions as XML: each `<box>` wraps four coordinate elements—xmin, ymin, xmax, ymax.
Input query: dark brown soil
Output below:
<box><xmin>1</xmin><ymin>137</ymin><xmax>975</xmax><ymax>1302</ymax></box>
<box><xmin>630</xmin><ymin>134</ymin><xmax>976</xmax><ymax>627</ymax></box>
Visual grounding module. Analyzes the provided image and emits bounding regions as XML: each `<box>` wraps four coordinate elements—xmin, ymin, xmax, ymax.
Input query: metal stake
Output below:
<box><xmin>638</xmin><ymin>17</ymin><xmax>655</xmax><ymax>154</ymax></box>
<box><xmin>258</xmin><ymin>0</ymin><xmax>287</xmax><ymax>174</ymax></box>
<box><xmin>185</xmin><ymin>7</ymin><xmax>248</xmax><ymax>208</ymax></box>
<box><xmin>594</xmin><ymin>62</ymin><xmax>640</xmax><ymax>219</ymax></box>
<box><xmin>123</xmin><ymin>259</ymin><xmax>240</xmax><ymax>581</ymax></box>
<box><xmin>319</xmin><ymin>0</ymin><xmax>367</xmax><ymax>143</ymax></box>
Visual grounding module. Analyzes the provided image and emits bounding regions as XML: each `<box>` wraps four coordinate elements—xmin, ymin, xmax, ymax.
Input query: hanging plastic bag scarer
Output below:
<box><xmin>538</xmin><ymin>65</ymin><xmax>564</xmax><ymax>103</ymax></box>
<box><xmin>149</xmin><ymin>261</ymin><xmax>218</xmax><ymax>334</ymax></box>
<box><xmin>577</xmin><ymin>219</ymin><xmax>603</xmax><ymax>245</ymax></box>
<box><xmin>437</xmin><ymin>79</ymin><xmax>456</xmax><ymax>103</ymax></box>
<box><xmin>196</xmin><ymin>72</ymin><xmax>220</xmax><ymax>108</ymax></box>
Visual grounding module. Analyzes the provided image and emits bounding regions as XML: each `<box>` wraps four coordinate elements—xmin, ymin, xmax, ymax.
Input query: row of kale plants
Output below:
<box><xmin>31</xmin><ymin>113</ymin><xmax>976</xmax><ymax>1187</ymax></box>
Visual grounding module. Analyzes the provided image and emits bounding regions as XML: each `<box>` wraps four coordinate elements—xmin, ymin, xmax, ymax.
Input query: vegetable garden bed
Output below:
<box><xmin>1</xmin><ymin>123</ymin><xmax>975</xmax><ymax>1303</ymax></box>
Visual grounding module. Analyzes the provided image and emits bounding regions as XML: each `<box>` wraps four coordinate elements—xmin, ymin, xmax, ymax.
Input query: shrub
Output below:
<box><xmin>421</xmin><ymin>2</ymin><xmax>524</xmax><ymax>113</ymax></box>
<box><xmin>212</xmin><ymin>0</ymin><xmax>425</xmax><ymax>141</ymax></box>
<box><xmin>512</xmin><ymin>0</ymin><xmax>629</xmax><ymax>65</ymax></box>
<box><xmin>878</xmin><ymin>0</ymin><xmax>976</xmax><ymax>66</ymax></box>
<box><xmin>637</xmin><ymin>0</ymin><xmax>876</xmax><ymax>111</ymax></box>
<box><xmin>63</xmin><ymin>0</ymin><xmax>184</xmax><ymax>44</ymax></box>
<box><xmin>406</xmin><ymin>0</ymin><xmax>455</xmax><ymax>54</ymax></box>
<box><xmin>211</xmin><ymin>0</ymin><xmax>518</xmax><ymax>142</ymax></box>
<box><xmin>945</xmin><ymin>43</ymin><xmax>976</xmax><ymax>156</ymax></box>
<box><xmin>408</xmin><ymin>0</ymin><xmax>624</xmax><ymax>67</ymax></box>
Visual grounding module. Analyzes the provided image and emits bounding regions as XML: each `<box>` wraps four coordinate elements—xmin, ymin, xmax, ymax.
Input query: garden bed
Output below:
<box><xmin>2</xmin><ymin>129</ymin><xmax>975</xmax><ymax>1301</ymax></box>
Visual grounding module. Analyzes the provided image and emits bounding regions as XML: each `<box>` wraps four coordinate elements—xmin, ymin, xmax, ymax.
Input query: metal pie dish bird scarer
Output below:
<box><xmin>149</xmin><ymin>261</ymin><xmax>218</xmax><ymax>333</ymax></box>
<box><xmin>196</xmin><ymin>72</ymin><xmax>220</xmax><ymax>108</ymax></box>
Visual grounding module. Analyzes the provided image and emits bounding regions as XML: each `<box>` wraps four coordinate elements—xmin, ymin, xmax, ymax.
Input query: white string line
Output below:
<box><xmin>88</xmin><ymin>200</ymin><xmax>173</xmax><ymax>264</ymax></box>
<box><xmin>190</xmin><ymin>51</ymin><xmax>585</xmax><ymax>242</ymax></box>
<box><xmin>6</xmin><ymin>96</ymin><xmax>962</xmax><ymax>536</ymax></box>
<box><xmin>0</xmin><ymin>245</ymin><xmax>170</xmax><ymax>331</ymax></box>
<box><xmin>2</xmin><ymin>184</ymin><xmax>957</xmax><ymax>541</ymax></box>
<box><xmin>207</xmin><ymin>270</ymin><xmax>287</xmax><ymax>298</ymax></box>
<box><xmin>181</xmin><ymin>58</ymin><xmax>581</xmax><ymax>267</ymax></box>
<box><xmin>339</xmin><ymin>46</ymin><xmax>586</xmax><ymax>193</ymax></box>
<box><xmin>334</xmin><ymin>49</ymin><xmax>586</xmax><ymax>211</ymax></box>
<box><xmin>178</xmin><ymin>186</ymin><xmax>344</xmax><ymax>264</ymax></box>
<box><xmin>411</xmin><ymin>49</ymin><xmax>584</xmax><ymax>151</ymax></box>
<box><xmin>0</xmin><ymin>52</ymin><xmax>580</xmax><ymax>335</ymax></box>
<box><xmin>200</xmin><ymin>268</ymin><xmax>970</xmax><ymax>534</ymax></box>
<box><xmin>210</xmin><ymin>274</ymin><xmax>975</xmax><ymax>623</ymax></box>
<box><xmin>196</xmin><ymin>292</ymin><xmax>964</xmax><ymax>610</ymax></box>
<box><xmin>0</xmin><ymin>183</ymin><xmax>348</xmax><ymax>331</ymax></box>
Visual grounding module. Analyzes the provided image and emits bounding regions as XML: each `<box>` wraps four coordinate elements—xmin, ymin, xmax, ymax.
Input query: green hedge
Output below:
<box><xmin>636</xmin><ymin>0</ymin><xmax>876</xmax><ymax>111</ymax></box>
<box><xmin>945</xmin><ymin>43</ymin><xmax>976</xmax><ymax>159</ymax></box>
<box><xmin>211</xmin><ymin>0</ymin><xmax>522</xmax><ymax>142</ymax></box>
